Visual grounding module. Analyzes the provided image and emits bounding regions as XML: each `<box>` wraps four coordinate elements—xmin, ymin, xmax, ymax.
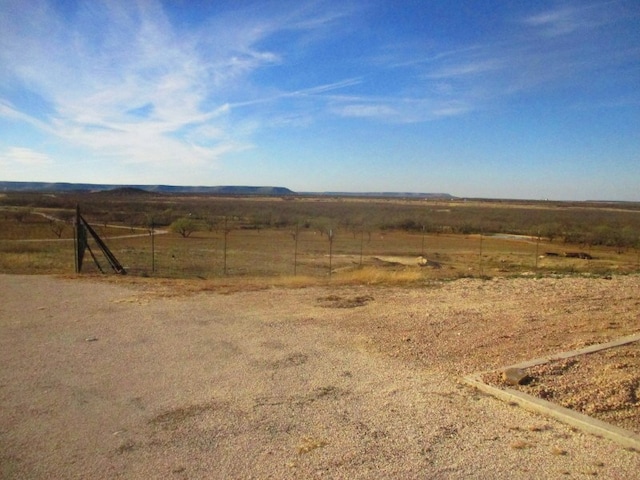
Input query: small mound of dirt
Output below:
<box><xmin>317</xmin><ymin>294</ymin><xmax>374</xmax><ymax>308</ymax></box>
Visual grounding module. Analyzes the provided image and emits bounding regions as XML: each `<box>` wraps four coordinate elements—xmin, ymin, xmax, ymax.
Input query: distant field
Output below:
<box><xmin>1</xmin><ymin>192</ymin><xmax>639</xmax><ymax>280</ymax></box>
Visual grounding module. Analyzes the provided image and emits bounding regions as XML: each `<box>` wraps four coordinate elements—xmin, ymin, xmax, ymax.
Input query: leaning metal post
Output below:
<box><xmin>74</xmin><ymin>204</ymin><xmax>126</xmax><ymax>275</ymax></box>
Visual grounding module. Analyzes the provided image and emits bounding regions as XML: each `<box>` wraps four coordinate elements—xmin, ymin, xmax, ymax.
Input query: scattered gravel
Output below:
<box><xmin>1</xmin><ymin>273</ymin><xmax>640</xmax><ymax>479</ymax></box>
<box><xmin>484</xmin><ymin>343</ymin><xmax>640</xmax><ymax>434</ymax></box>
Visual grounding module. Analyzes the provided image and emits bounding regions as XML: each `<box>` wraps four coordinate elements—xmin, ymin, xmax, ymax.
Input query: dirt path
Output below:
<box><xmin>1</xmin><ymin>274</ymin><xmax>639</xmax><ymax>479</ymax></box>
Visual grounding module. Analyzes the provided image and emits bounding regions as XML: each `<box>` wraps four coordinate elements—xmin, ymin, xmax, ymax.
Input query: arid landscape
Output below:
<box><xmin>2</xmin><ymin>191</ymin><xmax>640</xmax><ymax>279</ymax></box>
<box><xmin>1</xmin><ymin>192</ymin><xmax>640</xmax><ymax>478</ymax></box>
<box><xmin>3</xmin><ymin>0</ymin><xmax>638</xmax><ymax>476</ymax></box>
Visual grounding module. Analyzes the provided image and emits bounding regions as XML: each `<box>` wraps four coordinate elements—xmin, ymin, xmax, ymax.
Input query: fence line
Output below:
<box><xmin>81</xmin><ymin>227</ymin><xmax>637</xmax><ymax>278</ymax></box>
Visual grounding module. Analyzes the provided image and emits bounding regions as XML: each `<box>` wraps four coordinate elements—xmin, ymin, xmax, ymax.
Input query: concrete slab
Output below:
<box><xmin>463</xmin><ymin>334</ymin><xmax>640</xmax><ymax>451</ymax></box>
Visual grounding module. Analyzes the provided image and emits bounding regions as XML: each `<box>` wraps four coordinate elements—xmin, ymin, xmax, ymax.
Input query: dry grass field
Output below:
<box><xmin>1</xmin><ymin>192</ymin><xmax>639</xmax><ymax>280</ymax></box>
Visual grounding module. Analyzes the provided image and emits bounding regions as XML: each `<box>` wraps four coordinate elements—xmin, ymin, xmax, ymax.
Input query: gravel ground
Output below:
<box><xmin>1</xmin><ymin>274</ymin><xmax>639</xmax><ymax>479</ymax></box>
<box><xmin>491</xmin><ymin>343</ymin><xmax>640</xmax><ymax>434</ymax></box>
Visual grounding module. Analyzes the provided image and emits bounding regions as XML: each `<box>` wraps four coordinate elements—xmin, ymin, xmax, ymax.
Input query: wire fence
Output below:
<box><xmin>74</xmin><ymin>224</ymin><xmax>640</xmax><ymax>279</ymax></box>
<box><xmin>2</xmin><ymin>209</ymin><xmax>639</xmax><ymax>278</ymax></box>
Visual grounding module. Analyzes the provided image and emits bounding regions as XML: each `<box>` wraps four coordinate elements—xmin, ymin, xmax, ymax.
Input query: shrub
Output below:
<box><xmin>170</xmin><ymin>217</ymin><xmax>200</xmax><ymax>238</ymax></box>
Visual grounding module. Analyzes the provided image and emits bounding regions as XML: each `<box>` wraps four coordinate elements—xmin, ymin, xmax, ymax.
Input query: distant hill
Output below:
<box><xmin>313</xmin><ymin>192</ymin><xmax>457</xmax><ymax>200</ymax></box>
<box><xmin>0</xmin><ymin>181</ymin><xmax>455</xmax><ymax>199</ymax></box>
<box><xmin>0</xmin><ymin>182</ymin><xmax>295</xmax><ymax>196</ymax></box>
<box><xmin>93</xmin><ymin>187</ymin><xmax>157</xmax><ymax>196</ymax></box>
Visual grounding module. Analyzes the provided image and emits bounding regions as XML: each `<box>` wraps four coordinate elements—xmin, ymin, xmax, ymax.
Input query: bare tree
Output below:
<box><xmin>49</xmin><ymin>220</ymin><xmax>65</xmax><ymax>238</ymax></box>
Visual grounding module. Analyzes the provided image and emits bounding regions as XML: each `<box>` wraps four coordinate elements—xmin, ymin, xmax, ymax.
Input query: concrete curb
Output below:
<box><xmin>463</xmin><ymin>333</ymin><xmax>640</xmax><ymax>450</ymax></box>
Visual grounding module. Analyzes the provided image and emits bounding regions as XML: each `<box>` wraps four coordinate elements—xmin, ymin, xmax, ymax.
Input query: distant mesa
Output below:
<box><xmin>316</xmin><ymin>191</ymin><xmax>456</xmax><ymax>200</ymax></box>
<box><xmin>0</xmin><ymin>181</ymin><xmax>455</xmax><ymax>199</ymax></box>
<box><xmin>95</xmin><ymin>187</ymin><xmax>154</xmax><ymax>196</ymax></box>
<box><xmin>0</xmin><ymin>182</ymin><xmax>296</xmax><ymax>196</ymax></box>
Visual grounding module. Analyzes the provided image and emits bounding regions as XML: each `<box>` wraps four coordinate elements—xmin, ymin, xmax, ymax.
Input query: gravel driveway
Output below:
<box><xmin>1</xmin><ymin>274</ymin><xmax>639</xmax><ymax>479</ymax></box>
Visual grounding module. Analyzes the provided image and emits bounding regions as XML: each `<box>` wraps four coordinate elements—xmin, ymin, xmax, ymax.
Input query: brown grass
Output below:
<box><xmin>1</xmin><ymin>201</ymin><xmax>639</xmax><ymax>281</ymax></box>
<box><xmin>332</xmin><ymin>266</ymin><xmax>425</xmax><ymax>285</ymax></box>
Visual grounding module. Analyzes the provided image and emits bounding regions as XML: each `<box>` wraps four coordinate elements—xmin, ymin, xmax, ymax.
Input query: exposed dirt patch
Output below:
<box><xmin>316</xmin><ymin>294</ymin><xmax>374</xmax><ymax>308</ymax></box>
<box><xmin>149</xmin><ymin>402</ymin><xmax>222</xmax><ymax>430</ymax></box>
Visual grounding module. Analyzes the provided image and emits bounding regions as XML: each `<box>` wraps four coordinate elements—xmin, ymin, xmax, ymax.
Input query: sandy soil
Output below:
<box><xmin>1</xmin><ymin>274</ymin><xmax>639</xmax><ymax>479</ymax></box>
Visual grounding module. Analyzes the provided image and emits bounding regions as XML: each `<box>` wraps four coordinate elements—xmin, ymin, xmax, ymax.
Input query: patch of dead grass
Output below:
<box><xmin>333</xmin><ymin>266</ymin><xmax>424</xmax><ymax>285</ymax></box>
<box><xmin>64</xmin><ymin>266</ymin><xmax>430</xmax><ymax>298</ymax></box>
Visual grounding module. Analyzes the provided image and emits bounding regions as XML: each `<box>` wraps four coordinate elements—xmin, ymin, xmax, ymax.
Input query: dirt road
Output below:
<box><xmin>1</xmin><ymin>274</ymin><xmax>639</xmax><ymax>478</ymax></box>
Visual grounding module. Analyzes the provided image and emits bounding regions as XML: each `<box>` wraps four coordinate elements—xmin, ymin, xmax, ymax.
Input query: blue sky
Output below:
<box><xmin>1</xmin><ymin>0</ymin><xmax>639</xmax><ymax>200</ymax></box>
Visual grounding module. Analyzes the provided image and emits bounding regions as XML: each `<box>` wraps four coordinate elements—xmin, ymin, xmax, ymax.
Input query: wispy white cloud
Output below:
<box><xmin>424</xmin><ymin>59</ymin><xmax>504</xmax><ymax>80</ymax></box>
<box><xmin>430</xmin><ymin>101</ymin><xmax>473</xmax><ymax>118</ymax></box>
<box><xmin>0</xmin><ymin>0</ymin><xmax>354</xmax><ymax>172</ymax></box>
<box><xmin>524</xmin><ymin>7</ymin><xmax>587</xmax><ymax>36</ymax></box>
<box><xmin>333</xmin><ymin>104</ymin><xmax>399</xmax><ymax>119</ymax></box>
<box><xmin>1</xmin><ymin>3</ymin><xmax>229</xmax><ymax>167</ymax></box>
<box><xmin>522</xmin><ymin>3</ymin><xmax>616</xmax><ymax>37</ymax></box>
<box><xmin>326</xmin><ymin>94</ymin><xmax>474</xmax><ymax>123</ymax></box>
<box><xmin>291</xmin><ymin>78</ymin><xmax>363</xmax><ymax>97</ymax></box>
<box><xmin>229</xmin><ymin>78</ymin><xmax>363</xmax><ymax>109</ymax></box>
<box><xmin>0</xmin><ymin>100</ymin><xmax>52</xmax><ymax>131</ymax></box>
<box><xmin>370</xmin><ymin>1</ymin><xmax>640</xmax><ymax>120</ymax></box>
<box><xmin>0</xmin><ymin>147</ymin><xmax>53</xmax><ymax>166</ymax></box>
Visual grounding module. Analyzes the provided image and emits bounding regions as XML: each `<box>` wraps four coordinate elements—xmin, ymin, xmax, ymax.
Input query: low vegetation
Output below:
<box><xmin>1</xmin><ymin>191</ymin><xmax>639</xmax><ymax>281</ymax></box>
<box><xmin>169</xmin><ymin>217</ymin><xmax>200</xmax><ymax>238</ymax></box>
